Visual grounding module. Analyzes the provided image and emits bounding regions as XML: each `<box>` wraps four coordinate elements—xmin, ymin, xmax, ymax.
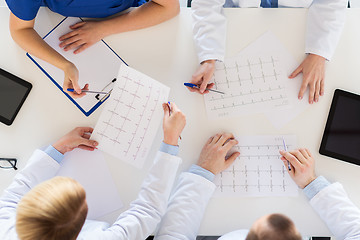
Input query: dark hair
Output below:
<box><xmin>246</xmin><ymin>214</ymin><xmax>302</xmax><ymax>240</ymax></box>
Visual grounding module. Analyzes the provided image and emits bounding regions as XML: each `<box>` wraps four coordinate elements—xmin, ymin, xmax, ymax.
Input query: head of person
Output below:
<box><xmin>16</xmin><ymin>176</ymin><xmax>88</xmax><ymax>240</ymax></box>
<box><xmin>246</xmin><ymin>213</ymin><xmax>302</xmax><ymax>240</ymax></box>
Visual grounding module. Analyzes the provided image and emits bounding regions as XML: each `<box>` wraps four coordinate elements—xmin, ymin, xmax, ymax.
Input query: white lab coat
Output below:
<box><xmin>0</xmin><ymin>149</ymin><xmax>182</xmax><ymax>240</ymax></box>
<box><xmin>192</xmin><ymin>0</ymin><xmax>347</xmax><ymax>63</ymax></box>
<box><xmin>155</xmin><ymin>174</ymin><xmax>360</xmax><ymax>239</ymax></box>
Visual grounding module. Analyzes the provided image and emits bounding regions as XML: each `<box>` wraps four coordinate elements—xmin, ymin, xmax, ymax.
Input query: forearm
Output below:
<box><xmin>100</xmin><ymin>0</ymin><xmax>179</xmax><ymax>37</ymax></box>
<box><xmin>155</xmin><ymin>166</ymin><xmax>216</xmax><ymax>240</ymax></box>
<box><xmin>192</xmin><ymin>0</ymin><xmax>226</xmax><ymax>63</ymax></box>
<box><xmin>105</xmin><ymin>150</ymin><xmax>181</xmax><ymax>239</ymax></box>
<box><xmin>305</xmin><ymin>0</ymin><xmax>347</xmax><ymax>60</ymax></box>
<box><xmin>10</xmin><ymin>23</ymin><xmax>70</xmax><ymax>70</ymax></box>
<box><xmin>306</xmin><ymin>177</ymin><xmax>360</xmax><ymax>239</ymax></box>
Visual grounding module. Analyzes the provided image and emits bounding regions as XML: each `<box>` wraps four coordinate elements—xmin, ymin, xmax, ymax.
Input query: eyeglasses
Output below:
<box><xmin>0</xmin><ymin>158</ymin><xmax>18</xmax><ymax>170</ymax></box>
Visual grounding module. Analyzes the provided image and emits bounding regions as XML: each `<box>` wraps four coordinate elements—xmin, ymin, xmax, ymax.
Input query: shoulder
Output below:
<box><xmin>6</xmin><ymin>0</ymin><xmax>42</xmax><ymax>21</ymax></box>
<box><xmin>0</xmin><ymin>216</ymin><xmax>18</xmax><ymax>240</ymax></box>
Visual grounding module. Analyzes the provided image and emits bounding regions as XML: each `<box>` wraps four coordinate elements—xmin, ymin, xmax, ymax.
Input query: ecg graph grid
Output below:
<box><xmin>213</xmin><ymin>136</ymin><xmax>298</xmax><ymax>197</ymax></box>
<box><xmin>204</xmin><ymin>55</ymin><xmax>291</xmax><ymax>119</ymax></box>
<box><xmin>91</xmin><ymin>65</ymin><xmax>169</xmax><ymax>168</ymax></box>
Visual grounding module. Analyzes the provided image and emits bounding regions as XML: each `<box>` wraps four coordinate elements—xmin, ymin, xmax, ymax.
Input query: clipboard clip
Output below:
<box><xmin>100</xmin><ymin>89</ymin><xmax>112</xmax><ymax>102</ymax></box>
<box><xmin>95</xmin><ymin>78</ymin><xmax>117</xmax><ymax>101</ymax></box>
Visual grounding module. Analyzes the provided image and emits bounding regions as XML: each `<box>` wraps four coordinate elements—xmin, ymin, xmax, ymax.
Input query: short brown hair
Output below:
<box><xmin>246</xmin><ymin>214</ymin><xmax>302</xmax><ymax>240</ymax></box>
<box><xmin>16</xmin><ymin>176</ymin><xmax>88</xmax><ymax>240</ymax></box>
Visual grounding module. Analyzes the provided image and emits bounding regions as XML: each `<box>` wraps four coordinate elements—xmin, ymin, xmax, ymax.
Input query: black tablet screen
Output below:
<box><xmin>0</xmin><ymin>74</ymin><xmax>29</xmax><ymax>121</ymax></box>
<box><xmin>323</xmin><ymin>92</ymin><xmax>360</xmax><ymax>163</ymax></box>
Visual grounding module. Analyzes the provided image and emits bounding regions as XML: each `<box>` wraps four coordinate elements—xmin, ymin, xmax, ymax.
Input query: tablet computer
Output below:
<box><xmin>319</xmin><ymin>89</ymin><xmax>360</xmax><ymax>166</ymax></box>
<box><xmin>0</xmin><ymin>68</ymin><xmax>32</xmax><ymax>126</ymax></box>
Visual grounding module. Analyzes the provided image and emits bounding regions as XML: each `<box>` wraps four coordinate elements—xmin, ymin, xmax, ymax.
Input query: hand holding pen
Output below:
<box><xmin>184</xmin><ymin>83</ymin><xmax>225</xmax><ymax>94</ymax></box>
<box><xmin>279</xmin><ymin>148</ymin><xmax>317</xmax><ymax>189</ymax></box>
<box><xmin>282</xmin><ymin>137</ymin><xmax>291</xmax><ymax>171</ymax></box>
<box><xmin>162</xmin><ymin>102</ymin><xmax>186</xmax><ymax>146</ymax></box>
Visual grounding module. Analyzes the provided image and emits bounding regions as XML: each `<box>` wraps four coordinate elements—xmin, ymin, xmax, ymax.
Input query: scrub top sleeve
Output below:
<box><xmin>5</xmin><ymin>0</ymin><xmax>42</xmax><ymax>21</ymax></box>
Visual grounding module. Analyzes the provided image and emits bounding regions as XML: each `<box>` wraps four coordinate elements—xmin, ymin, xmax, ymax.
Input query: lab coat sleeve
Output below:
<box><xmin>306</xmin><ymin>0</ymin><xmax>347</xmax><ymax>60</ymax></box>
<box><xmin>192</xmin><ymin>0</ymin><xmax>227</xmax><ymax>63</ymax></box>
<box><xmin>154</xmin><ymin>172</ymin><xmax>216</xmax><ymax>240</ymax></box>
<box><xmin>100</xmin><ymin>151</ymin><xmax>182</xmax><ymax>240</ymax></box>
<box><xmin>0</xmin><ymin>150</ymin><xmax>60</xmax><ymax>221</ymax></box>
<box><xmin>309</xmin><ymin>182</ymin><xmax>360</xmax><ymax>240</ymax></box>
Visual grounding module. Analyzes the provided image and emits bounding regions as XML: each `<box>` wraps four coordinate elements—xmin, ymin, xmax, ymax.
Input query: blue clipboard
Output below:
<box><xmin>27</xmin><ymin>17</ymin><xmax>128</xmax><ymax>117</ymax></box>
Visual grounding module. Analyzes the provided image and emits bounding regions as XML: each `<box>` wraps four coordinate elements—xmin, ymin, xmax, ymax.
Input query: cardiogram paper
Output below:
<box><xmin>238</xmin><ymin>31</ymin><xmax>309</xmax><ymax>129</ymax></box>
<box><xmin>90</xmin><ymin>64</ymin><xmax>170</xmax><ymax>168</ymax></box>
<box><xmin>213</xmin><ymin>135</ymin><xmax>298</xmax><ymax>197</ymax></box>
<box><xmin>204</xmin><ymin>54</ymin><xmax>291</xmax><ymax>119</ymax></box>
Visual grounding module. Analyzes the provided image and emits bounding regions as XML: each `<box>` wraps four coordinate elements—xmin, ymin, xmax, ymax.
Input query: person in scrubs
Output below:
<box><xmin>188</xmin><ymin>0</ymin><xmax>347</xmax><ymax>104</ymax></box>
<box><xmin>6</xmin><ymin>0</ymin><xmax>179</xmax><ymax>98</ymax></box>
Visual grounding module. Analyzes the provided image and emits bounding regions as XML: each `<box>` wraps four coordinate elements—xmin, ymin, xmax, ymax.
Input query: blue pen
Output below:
<box><xmin>184</xmin><ymin>83</ymin><xmax>225</xmax><ymax>94</ymax></box>
<box><xmin>282</xmin><ymin>137</ymin><xmax>291</xmax><ymax>171</ymax></box>
<box><xmin>67</xmin><ymin>88</ymin><xmax>108</xmax><ymax>94</ymax></box>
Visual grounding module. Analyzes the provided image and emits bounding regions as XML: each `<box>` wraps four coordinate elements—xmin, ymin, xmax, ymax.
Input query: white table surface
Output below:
<box><xmin>1</xmin><ymin>7</ymin><xmax>360</xmax><ymax>237</ymax></box>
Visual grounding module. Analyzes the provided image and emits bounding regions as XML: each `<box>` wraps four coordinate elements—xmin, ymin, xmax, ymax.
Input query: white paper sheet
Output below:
<box><xmin>57</xmin><ymin>149</ymin><xmax>123</xmax><ymax>219</ymax></box>
<box><xmin>204</xmin><ymin>54</ymin><xmax>291</xmax><ymax>119</ymax></box>
<box><xmin>90</xmin><ymin>64</ymin><xmax>170</xmax><ymax>168</ymax></box>
<box><xmin>237</xmin><ymin>31</ymin><xmax>309</xmax><ymax>129</ymax></box>
<box><xmin>28</xmin><ymin>17</ymin><xmax>124</xmax><ymax>114</ymax></box>
<box><xmin>213</xmin><ymin>135</ymin><xmax>298</xmax><ymax>197</ymax></box>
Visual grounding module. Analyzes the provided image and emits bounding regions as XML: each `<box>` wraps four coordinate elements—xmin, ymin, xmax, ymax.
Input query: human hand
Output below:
<box><xmin>162</xmin><ymin>102</ymin><xmax>186</xmax><ymax>146</ymax></box>
<box><xmin>289</xmin><ymin>54</ymin><xmax>326</xmax><ymax>104</ymax></box>
<box><xmin>279</xmin><ymin>148</ymin><xmax>317</xmax><ymax>189</ymax></box>
<box><xmin>62</xmin><ymin>62</ymin><xmax>88</xmax><ymax>98</ymax></box>
<box><xmin>59</xmin><ymin>21</ymin><xmax>104</xmax><ymax>54</ymax></box>
<box><xmin>197</xmin><ymin>133</ymin><xmax>240</xmax><ymax>175</ymax></box>
<box><xmin>188</xmin><ymin>60</ymin><xmax>216</xmax><ymax>94</ymax></box>
<box><xmin>53</xmin><ymin>127</ymin><xmax>98</xmax><ymax>154</ymax></box>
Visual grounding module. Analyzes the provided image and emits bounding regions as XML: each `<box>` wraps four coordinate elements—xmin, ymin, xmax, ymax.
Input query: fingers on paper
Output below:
<box><xmin>78</xmin><ymin>126</ymin><xmax>94</xmax><ymax>135</ymax></box>
<box><xmin>59</xmin><ymin>29</ymin><xmax>79</xmax><ymax>41</ymax></box>
<box><xmin>298</xmin><ymin>79</ymin><xmax>308</xmax><ymax>100</ymax></box>
<box><xmin>289</xmin><ymin>65</ymin><xmax>302</xmax><ymax>79</ymax></box>
<box><xmin>216</xmin><ymin>133</ymin><xmax>233</xmax><ymax>145</ymax></box>
<box><xmin>70</xmin><ymin>21</ymin><xmax>86</xmax><ymax>29</ymax></box>
<box><xmin>308</xmin><ymin>80</ymin><xmax>316</xmax><ymax>104</ymax></box>
<box><xmin>74</xmin><ymin>43</ymin><xmax>91</xmax><ymax>54</ymax></box>
<box><xmin>78</xmin><ymin>145</ymin><xmax>96</xmax><ymax>151</ymax></box>
<box><xmin>225</xmin><ymin>152</ymin><xmax>240</xmax><ymax>168</ymax></box>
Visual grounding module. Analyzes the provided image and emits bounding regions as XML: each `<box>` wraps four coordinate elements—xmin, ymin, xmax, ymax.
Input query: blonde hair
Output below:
<box><xmin>16</xmin><ymin>176</ymin><xmax>88</xmax><ymax>240</ymax></box>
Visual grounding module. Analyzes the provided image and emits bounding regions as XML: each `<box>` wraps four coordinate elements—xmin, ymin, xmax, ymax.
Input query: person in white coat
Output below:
<box><xmin>154</xmin><ymin>139</ymin><xmax>360</xmax><ymax>239</ymax></box>
<box><xmin>188</xmin><ymin>0</ymin><xmax>347</xmax><ymax>104</ymax></box>
<box><xmin>0</xmin><ymin>102</ymin><xmax>187</xmax><ymax>240</ymax></box>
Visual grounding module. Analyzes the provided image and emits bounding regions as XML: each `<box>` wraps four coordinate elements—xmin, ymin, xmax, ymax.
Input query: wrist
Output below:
<box><xmin>201</xmin><ymin>59</ymin><xmax>216</xmax><ymax>65</ymax></box>
<box><xmin>52</xmin><ymin>142</ymin><xmax>67</xmax><ymax>155</ymax></box>
<box><xmin>301</xmin><ymin>176</ymin><xmax>317</xmax><ymax>189</ymax></box>
<box><xmin>197</xmin><ymin>163</ymin><xmax>216</xmax><ymax>175</ymax></box>
<box><xmin>61</xmin><ymin>61</ymin><xmax>74</xmax><ymax>71</ymax></box>
<box><xmin>163</xmin><ymin>137</ymin><xmax>178</xmax><ymax>146</ymax></box>
<box><xmin>309</xmin><ymin>54</ymin><xmax>325</xmax><ymax>61</ymax></box>
<box><xmin>99</xmin><ymin>19</ymin><xmax>117</xmax><ymax>37</ymax></box>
